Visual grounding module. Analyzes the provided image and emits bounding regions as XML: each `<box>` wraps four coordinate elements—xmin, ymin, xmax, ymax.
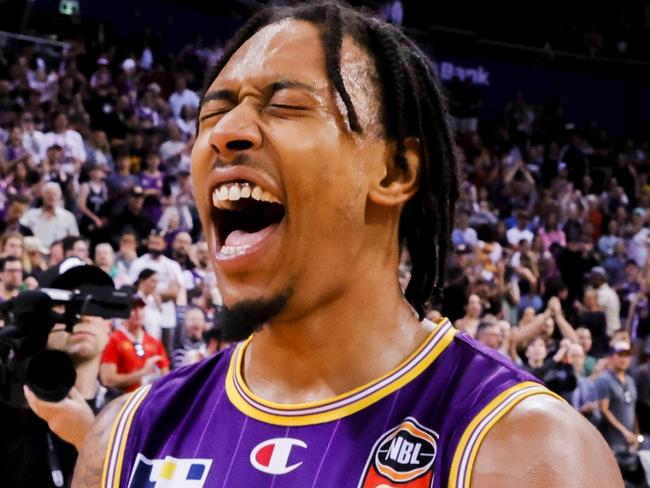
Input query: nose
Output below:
<box><xmin>208</xmin><ymin>104</ymin><xmax>262</xmax><ymax>161</ymax></box>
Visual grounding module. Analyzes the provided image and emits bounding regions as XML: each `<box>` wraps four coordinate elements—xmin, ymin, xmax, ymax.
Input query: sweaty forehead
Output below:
<box><xmin>216</xmin><ymin>20</ymin><xmax>328</xmax><ymax>88</ymax></box>
<box><xmin>212</xmin><ymin>19</ymin><xmax>382</xmax><ymax>128</ymax></box>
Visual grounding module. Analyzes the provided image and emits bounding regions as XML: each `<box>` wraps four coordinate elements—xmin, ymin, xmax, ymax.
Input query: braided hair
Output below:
<box><xmin>202</xmin><ymin>1</ymin><xmax>459</xmax><ymax>319</ymax></box>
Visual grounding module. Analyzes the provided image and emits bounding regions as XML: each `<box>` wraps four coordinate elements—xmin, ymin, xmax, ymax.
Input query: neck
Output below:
<box><xmin>244</xmin><ymin>261</ymin><xmax>426</xmax><ymax>405</ymax></box>
<box><xmin>74</xmin><ymin>357</ymin><xmax>100</xmax><ymax>399</ymax></box>
<box><xmin>121</xmin><ymin>323</ymin><xmax>143</xmax><ymax>340</ymax></box>
<box><xmin>0</xmin><ymin>285</ymin><xmax>17</xmax><ymax>299</ymax></box>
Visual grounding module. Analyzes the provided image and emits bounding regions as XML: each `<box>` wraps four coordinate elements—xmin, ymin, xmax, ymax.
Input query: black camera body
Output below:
<box><xmin>0</xmin><ymin>285</ymin><xmax>133</xmax><ymax>407</ymax></box>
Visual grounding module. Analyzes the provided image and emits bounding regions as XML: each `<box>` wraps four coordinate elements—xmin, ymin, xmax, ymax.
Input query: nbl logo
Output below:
<box><xmin>359</xmin><ymin>417</ymin><xmax>438</xmax><ymax>488</ymax></box>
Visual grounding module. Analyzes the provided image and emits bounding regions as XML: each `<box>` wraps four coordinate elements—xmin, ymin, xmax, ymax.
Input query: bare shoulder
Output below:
<box><xmin>471</xmin><ymin>394</ymin><xmax>623</xmax><ymax>488</ymax></box>
<box><xmin>72</xmin><ymin>394</ymin><xmax>129</xmax><ymax>488</ymax></box>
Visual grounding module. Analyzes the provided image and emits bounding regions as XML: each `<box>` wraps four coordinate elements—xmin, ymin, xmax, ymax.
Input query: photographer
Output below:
<box><xmin>0</xmin><ymin>257</ymin><xmax>121</xmax><ymax>488</ymax></box>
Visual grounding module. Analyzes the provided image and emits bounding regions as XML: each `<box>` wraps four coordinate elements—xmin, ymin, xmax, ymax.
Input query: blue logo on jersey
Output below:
<box><xmin>128</xmin><ymin>454</ymin><xmax>212</xmax><ymax>487</ymax></box>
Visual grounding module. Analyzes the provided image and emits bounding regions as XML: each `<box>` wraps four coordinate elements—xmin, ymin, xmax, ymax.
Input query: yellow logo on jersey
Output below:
<box><xmin>128</xmin><ymin>454</ymin><xmax>212</xmax><ymax>487</ymax></box>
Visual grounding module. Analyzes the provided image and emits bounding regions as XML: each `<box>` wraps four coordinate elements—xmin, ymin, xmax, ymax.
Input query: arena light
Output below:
<box><xmin>59</xmin><ymin>0</ymin><xmax>80</xmax><ymax>16</ymax></box>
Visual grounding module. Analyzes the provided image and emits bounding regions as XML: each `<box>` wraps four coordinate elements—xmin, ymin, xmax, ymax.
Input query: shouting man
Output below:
<box><xmin>74</xmin><ymin>2</ymin><xmax>621</xmax><ymax>487</ymax></box>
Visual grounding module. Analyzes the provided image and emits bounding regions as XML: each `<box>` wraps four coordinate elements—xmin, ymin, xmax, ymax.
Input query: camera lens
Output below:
<box><xmin>24</xmin><ymin>350</ymin><xmax>76</xmax><ymax>402</ymax></box>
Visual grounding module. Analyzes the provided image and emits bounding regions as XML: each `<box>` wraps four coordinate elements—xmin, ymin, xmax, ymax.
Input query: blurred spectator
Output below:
<box><xmin>625</xmin><ymin>281</ymin><xmax>650</xmax><ymax>351</ymax></box>
<box><xmin>523</xmin><ymin>336</ymin><xmax>577</xmax><ymax>397</ymax></box>
<box><xmin>451</xmin><ymin>209</ymin><xmax>478</xmax><ymax>248</ymax></box>
<box><xmin>140</xmin><ymin>151</ymin><xmax>163</xmax><ymax>224</ymax></box>
<box><xmin>18</xmin><ymin>112</ymin><xmax>45</xmax><ymax>163</ymax></box>
<box><xmin>454</xmin><ymin>293</ymin><xmax>482</xmax><ymax>337</ymax></box>
<box><xmin>598</xmin><ymin>220</ymin><xmax>623</xmax><ymax>258</ymax></box>
<box><xmin>105</xmin><ymin>151</ymin><xmax>139</xmax><ymax>217</ymax></box>
<box><xmin>634</xmin><ymin>360</ymin><xmax>650</xmax><ymax>435</ymax></box>
<box><xmin>77</xmin><ymin>162</ymin><xmax>108</xmax><ymax>240</ymax></box>
<box><xmin>590</xmin><ymin>266</ymin><xmax>622</xmax><ymax>337</ymax></box>
<box><xmin>476</xmin><ymin>319</ymin><xmax>505</xmax><ymax>351</ymax></box>
<box><xmin>99</xmin><ymin>298</ymin><xmax>169</xmax><ymax>393</ymax></box>
<box><xmin>0</xmin><ymin>256</ymin><xmax>23</xmax><ymax>302</ymax></box>
<box><xmin>23</xmin><ymin>236</ymin><xmax>48</xmax><ymax>278</ymax></box>
<box><xmin>114</xmin><ymin>229</ymin><xmax>139</xmax><ymax>273</ymax></box>
<box><xmin>506</xmin><ymin>210</ymin><xmax>534</xmax><ymax>247</ymax></box>
<box><xmin>20</xmin><ymin>182</ymin><xmax>79</xmax><ymax>246</ymax></box>
<box><xmin>128</xmin><ymin>231</ymin><xmax>185</xmax><ymax>348</ymax></box>
<box><xmin>94</xmin><ymin>242</ymin><xmax>128</xmax><ymax>288</ymax></box>
<box><xmin>42</xmin><ymin>112</ymin><xmax>86</xmax><ymax>167</ymax></box>
<box><xmin>135</xmin><ymin>268</ymin><xmax>163</xmax><ymax>340</ymax></box>
<box><xmin>109</xmin><ymin>185</ymin><xmax>154</xmax><ymax>245</ymax></box>
<box><xmin>62</xmin><ymin>236</ymin><xmax>90</xmax><ymax>262</ymax></box>
<box><xmin>567</xmin><ymin>343</ymin><xmax>601</xmax><ymax>425</ymax></box>
<box><xmin>577</xmin><ymin>289</ymin><xmax>609</xmax><ymax>358</ymax></box>
<box><xmin>596</xmin><ymin>341</ymin><xmax>643</xmax><ymax>483</ymax></box>
<box><xmin>175</xmin><ymin>105</ymin><xmax>197</xmax><ymax>140</ymax></box>
<box><xmin>0</xmin><ymin>232</ymin><xmax>24</xmax><ymax>259</ymax></box>
<box><xmin>537</xmin><ymin>212</ymin><xmax>566</xmax><ymax>250</ymax></box>
<box><xmin>575</xmin><ymin>327</ymin><xmax>598</xmax><ymax>376</ymax></box>
<box><xmin>625</xmin><ymin>207</ymin><xmax>650</xmax><ymax>268</ymax></box>
<box><xmin>159</xmin><ymin>121</ymin><xmax>187</xmax><ymax>171</ymax></box>
<box><xmin>84</xmin><ymin>130</ymin><xmax>113</xmax><ymax>169</ymax></box>
<box><xmin>171</xmin><ymin>307</ymin><xmax>209</xmax><ymax>370</ymax></box>
<box><xmin>0</xmin><ymin>195</ymin><xmax>33</xmax><ymax>236</ymax></box>
<box><xmin>617</xmin><ymin>259</ymin><xmax>642</xmax><ymax>320</ymax></box>
<box><xmin>168</xmin><ymin>76</ymin><xmax>199</xmax><ymax>119</ymax></box>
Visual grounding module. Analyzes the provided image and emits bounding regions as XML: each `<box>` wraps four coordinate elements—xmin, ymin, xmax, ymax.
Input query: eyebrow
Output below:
<box><xmin>199</xmin><ymin>78</ymin><xmax>318</xmax><ymax>112</ymax></box>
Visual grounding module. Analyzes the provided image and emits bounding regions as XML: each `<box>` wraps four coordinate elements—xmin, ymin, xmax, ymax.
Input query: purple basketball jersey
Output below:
<box><xmin>102</xmin><ymin>319</ymin><xmax>557</xmax><ymax>488</ymax></box>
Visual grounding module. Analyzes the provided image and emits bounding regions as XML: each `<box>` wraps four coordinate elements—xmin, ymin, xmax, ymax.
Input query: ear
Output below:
<box><xmin>368</xmin><ymin>137</ymin><xmax>421</xmax><ymax>207</ymax></box>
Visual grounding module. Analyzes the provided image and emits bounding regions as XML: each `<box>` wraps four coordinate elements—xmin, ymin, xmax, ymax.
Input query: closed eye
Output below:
<box><xmin>199</xmin><ymin>109</ymin><xmax>231</xmax><ymax>122</ymax></box>
<box><xmin>269</xmin><ymin>104</ymin><xmax>309</xmax><ymax>111</ymax></box>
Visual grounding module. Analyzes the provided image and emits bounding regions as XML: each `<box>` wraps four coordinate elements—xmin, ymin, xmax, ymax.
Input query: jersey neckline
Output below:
<box><xmin>225</xmin><ymin>317</ymin><xmax>456</xmax><ymax>426</ymax></box>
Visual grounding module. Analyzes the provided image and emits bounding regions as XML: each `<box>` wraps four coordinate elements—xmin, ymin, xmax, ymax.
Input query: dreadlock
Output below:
<box><xmin>202</xmin><ymin>1</ymin><xmax>459</xmax><ymax>319</ymax></box>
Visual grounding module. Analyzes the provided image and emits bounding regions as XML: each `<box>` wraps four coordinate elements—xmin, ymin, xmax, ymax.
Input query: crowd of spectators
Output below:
<box><xmin>0</xmin><ymin>13</ymin><xmax>649</xmax><ymax>487</ymax></box>
<box><xmin>435</xmin><ymin>83</ymin><xmax>650</xmax><ymax>486</ymax></box>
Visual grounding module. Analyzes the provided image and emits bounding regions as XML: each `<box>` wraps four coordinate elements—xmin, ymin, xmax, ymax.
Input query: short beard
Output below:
<box><xmin>215</xmin><ymin>289</ymin><xmax>292</xmax><ymax>342</ymax></box>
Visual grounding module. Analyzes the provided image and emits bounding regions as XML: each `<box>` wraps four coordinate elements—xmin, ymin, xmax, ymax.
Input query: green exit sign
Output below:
<box><xmin>59</xmin><ymin>0</ymin><xmax>80</xmax><ymax>16</ymax></box>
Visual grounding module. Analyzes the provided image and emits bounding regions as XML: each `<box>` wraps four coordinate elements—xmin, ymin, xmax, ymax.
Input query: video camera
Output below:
<box><xmin>0</xmin><ymin>277</ymin><xmax>133</xmax><ymax>408</ymax></box>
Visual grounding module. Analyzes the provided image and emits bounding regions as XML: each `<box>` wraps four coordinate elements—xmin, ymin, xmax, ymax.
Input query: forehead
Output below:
<box><xmin>217</xmin><ymin>20</ymin><xmax>328</xmax><ymax>88</ymax></box>
<box><xmin>211</xmin><ymin>19</ymin><xmax>379</xmax><ymax>123</ymax></box>
<box><xmin>186</xmin><ymin>309</ymin><xmax>204</xmax><ymax>319</ymax></box>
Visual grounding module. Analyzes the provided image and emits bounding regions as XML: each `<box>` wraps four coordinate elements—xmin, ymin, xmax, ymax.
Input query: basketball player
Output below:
<box><xmin>73</xmin><ymin>2</ymin><xmax>622</xmax><ymax>486</ymax></box>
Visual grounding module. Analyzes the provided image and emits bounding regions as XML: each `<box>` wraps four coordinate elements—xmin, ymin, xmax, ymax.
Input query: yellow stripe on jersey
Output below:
<box><xmin>447</xmin><ymin>381</ymin><xmax>564</xmax><ymax>488</ymax></box>
<box><xmin>101</xmin><ymin>390</ymin><xmax>137</xmax><ymax>488</ymax></box>
<box><xmin>225</xmin><ymin>318</ymin><xmax>457</xmax><ymax>426</ymax></box>
<box><xmin>102</xmin><ymin>385</ymin><xmax>152</xmax><ymax>488</ymax></box>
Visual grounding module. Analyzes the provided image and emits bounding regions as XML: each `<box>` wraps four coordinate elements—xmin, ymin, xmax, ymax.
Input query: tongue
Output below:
<box><xmin>223</xmin><ymin>225</ymin><xmax>277</xmax><ymax>248</ymax></box>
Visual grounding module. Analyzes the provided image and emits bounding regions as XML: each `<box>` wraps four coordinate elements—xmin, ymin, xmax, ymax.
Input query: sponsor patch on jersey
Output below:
<box><xmin>127</xmin><ymin>454</ymin><xmax>212</xmax><ymax>487</ymax></box>
<box><xmin>250</xmin><ymin>437</ymin><xmax>307</xmax><ymax>475</ymax></box>
<box><xmin>358</xmin><ymin>417</ymin><xmax>438</xmax><ymax>488</ymax></box>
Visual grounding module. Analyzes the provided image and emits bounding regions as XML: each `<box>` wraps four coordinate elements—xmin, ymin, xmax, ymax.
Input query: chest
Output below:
<box><xmin>127</xmin><ymin>402</ymin><xmax>448</xmax><ymax>488</ymax></box>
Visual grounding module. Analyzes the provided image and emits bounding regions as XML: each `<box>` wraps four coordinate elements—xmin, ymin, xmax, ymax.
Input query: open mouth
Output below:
<box><xmin>210</xmin><ymin>180</ymin><xmax>285</xmax><ymax>257</ymax></box>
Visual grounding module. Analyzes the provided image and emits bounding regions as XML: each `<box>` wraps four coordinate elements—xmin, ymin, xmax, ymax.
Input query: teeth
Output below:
<box><xmin>212</xmin><ymin>181</ymin><xmax>282</xmax><ymax>209</ymax></box>
<box><xmin>251</xmin><ymin>186</ymin><xmax>263</xmax><ymax>201</ymax></box>
<box><xmin>229</xmin><ymin>185</ymin><xmax>241</xmax><ymax>201</ymax></box>
<box><xmin>261</xmin><ymin>191</ymin><xmax>280</xmax><ymax>203</ymax></box>
<box><xmin>219</xmin><ymin>245</ymin><xmax>250</xmax><ymax>256</ymax></box>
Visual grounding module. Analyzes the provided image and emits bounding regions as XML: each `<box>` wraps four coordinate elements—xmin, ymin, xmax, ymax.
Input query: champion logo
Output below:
<box><xmin>250</xmin><ymin>438</ymin><xmax>307</xmax><ymax>475</ymax></box>
<box><xmin>359</xmin><ymin>417</ymin><xmax>438</xmax><ymax>488</ymax></box>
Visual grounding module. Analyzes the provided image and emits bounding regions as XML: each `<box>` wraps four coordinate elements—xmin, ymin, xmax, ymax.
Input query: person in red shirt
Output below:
<box><xmin>100</xmin><ymin>297</ymin><xmax>169</xmax><ymax>392</ymax></box>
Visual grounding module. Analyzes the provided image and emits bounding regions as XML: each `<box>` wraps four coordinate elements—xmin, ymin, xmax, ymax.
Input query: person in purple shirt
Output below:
<box><xmin>74</xmin><ymin>2</ymin><xmax>621</xmax><ymax>487</ymax></box>
<box><xmin>139</xmin><ymin>151</ymin><xmax>164</xmax><ymax>225</ymax></box>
